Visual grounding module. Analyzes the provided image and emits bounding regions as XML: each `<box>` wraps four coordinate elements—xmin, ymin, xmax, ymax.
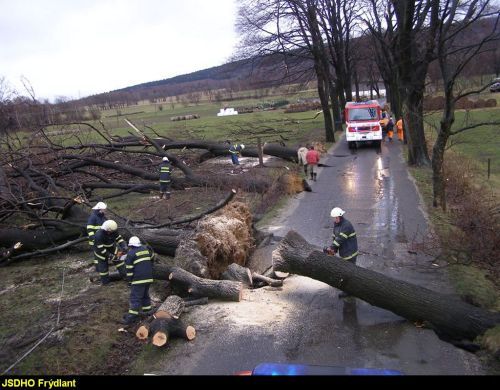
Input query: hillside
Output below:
<box><xmin>79</xmin><ymin>53</ymin><xmax>314</xmax><ymax>108</ymax></box>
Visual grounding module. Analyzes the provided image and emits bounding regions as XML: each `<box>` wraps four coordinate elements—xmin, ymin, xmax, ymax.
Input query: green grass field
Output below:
<box><xmin>43</xmin><ymin>92</ymin><xmax>328</xmax><ymax>148</ymax></box>
<box><xmin>424</xmin><ymin>105</ymin><xmax>500</xmax><ymax>186</ymax></box>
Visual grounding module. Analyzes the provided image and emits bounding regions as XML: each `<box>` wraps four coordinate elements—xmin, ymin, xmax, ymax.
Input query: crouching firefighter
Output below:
<box><xmin>93</xmin><ymin>220</ymin><xmax>127</xmax><ymax>284</ymax></box>
<box><xmin>122</xmin><ymin>236</ymin><xmax>154</xmax><ymax>325</ymax></box>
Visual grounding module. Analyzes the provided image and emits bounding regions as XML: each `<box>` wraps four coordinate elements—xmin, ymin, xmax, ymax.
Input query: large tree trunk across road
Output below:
<box><xmin>272</xmin><ymin>230</ymin><xmax>500</xmax><ymax>344</ymax></box>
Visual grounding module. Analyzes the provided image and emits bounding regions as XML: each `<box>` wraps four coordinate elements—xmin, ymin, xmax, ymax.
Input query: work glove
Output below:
<box><xmin>323</xmin><ymin>246</ymin><xmax>336</xmax><ymax>256</ymax></box>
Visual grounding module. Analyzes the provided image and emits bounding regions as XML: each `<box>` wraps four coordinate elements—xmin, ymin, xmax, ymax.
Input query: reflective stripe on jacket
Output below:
<box><xmin>125</xmin><ymin>245</ymin><xmax>154</xmax><ymax>284</ymax></box>
<box><xmin>86</xmin><ymin>210</ymin><xmax>106</xmax><ymax>245</ymax></box>
<box><xmin>229</xmin><ymin>144</ymin><xmax>242</xmax><ymax>155</ymax></box>
<box><xmin>159</xmin><ymin>161</ymin><xmax>171</xmax><ymax>183</ymax></box>
<box><xmin>93</xmin><ymin>229</ymin><xmax>126</xmax><ymax>262</ymax></box>
<box><xmin>332</xmin><ymin>217</ymin><xmax>358</xmax><ymax>260</ymax></box>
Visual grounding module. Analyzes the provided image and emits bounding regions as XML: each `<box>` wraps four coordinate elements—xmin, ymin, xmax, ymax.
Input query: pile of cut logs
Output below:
<box><xmin>135</xmin><ymin>263</ymin><xmax>284</xmax><ymax>347</ymax></box>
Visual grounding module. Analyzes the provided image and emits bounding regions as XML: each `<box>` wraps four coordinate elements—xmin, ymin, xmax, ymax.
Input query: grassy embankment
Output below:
<box><xmin>409</xmin><ymin>101</ymin><xmax>500</xmax><ymax>310</ymax></box>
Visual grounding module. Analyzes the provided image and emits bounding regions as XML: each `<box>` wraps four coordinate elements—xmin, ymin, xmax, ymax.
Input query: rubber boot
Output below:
<box><xmin>122</xmin><ymin>313</ymin><xmax>139</xmax><ymax>325</ymax></box>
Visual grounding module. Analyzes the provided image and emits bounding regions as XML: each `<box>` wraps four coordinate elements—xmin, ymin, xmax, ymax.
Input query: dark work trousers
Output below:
<box><xmin>129</xmin><ymin>284</ymin><xmax>152</xmax><ymax>316</ymax></box>
<box><xmin>231</xmin><ymin>154</ymin><xmax>239</xmax><ymax>165</ymax></box>
<box><xmin>347</xmin><ymin>256</ymin><xmax>357</xmax><ymax>265</ymax></box>
<box><xmin>160</xmin><ymin>182</ymin><xmax>170</xmax><ymax>194</ymax></box>
<box><xmin>96</xmin><ymin>258</ymin><xmax>125</xmax><ymax>284</ymax></box>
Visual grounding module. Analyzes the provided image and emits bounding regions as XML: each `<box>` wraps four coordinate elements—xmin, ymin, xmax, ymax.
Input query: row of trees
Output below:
<box><xmin>235</xmin><ymin>0</ymin><xmax>500</xmax><ymax>209</ymax></box>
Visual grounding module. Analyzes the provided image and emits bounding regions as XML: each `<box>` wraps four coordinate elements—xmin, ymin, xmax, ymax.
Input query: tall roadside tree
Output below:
<box><xmin>362</xmin><ymin>1</ymin><xmax>403</xmax><ymax>119</ymax></box>
<box><xmin>289</xmin><ymin>0</ymin><xmax>337</xmax><ymax>139</ymax></box>
<box><xmin>362</xmin><ymin>0</ymin><xmax>440</xmax><ymax>166</ymax></box>
<box><xmin>392</xmin><ymin>0</ymin><xmax>440</xmax><ymax>166</ymax></box>
<box><xmin>316</xmin><ymin>0</ymin><xmax>360</xmax><ymax>130</ymax></box>
<box><xmin>431</xmin><ymin>1</ymin><xmax>500</xmax><ymax>209</ymax></box>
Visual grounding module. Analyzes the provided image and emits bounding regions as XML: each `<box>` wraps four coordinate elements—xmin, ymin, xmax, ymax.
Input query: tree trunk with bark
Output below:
<box><xmin>404</xmin><ymin>91</ymin><xmax>431</xmax><ymax>166</ymax></box>
<box><xmin>431</xmin><ymin>127</ymin><xmax>449</xmax><ymax>210</ymax></box>
<box><xmin>168</xmin><ymin>267</ymin><xmax>243</xmax><ymax>302</ymax></box>
<box><xmin>272</xmin><ymin>230</ymin><xmax>500</xmax><ymax>345</ymax></box>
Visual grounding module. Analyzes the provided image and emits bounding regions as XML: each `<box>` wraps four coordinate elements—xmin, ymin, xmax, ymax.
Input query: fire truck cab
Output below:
<box><xmin>344</xmin><ymin>100</ymin><xmax>383</xmax><ymax>149</ymax></box>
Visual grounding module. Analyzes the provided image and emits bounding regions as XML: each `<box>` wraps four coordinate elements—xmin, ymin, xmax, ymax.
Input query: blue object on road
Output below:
<box><xmin>251</xmin><ymin>362</ymin><xmax>403</xmax><ymax>376</ymax></box>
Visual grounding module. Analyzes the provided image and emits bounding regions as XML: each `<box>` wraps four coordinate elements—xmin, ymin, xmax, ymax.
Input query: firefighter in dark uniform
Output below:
<box><xmin>86</xmin><ymin>201</ymin><xmax>107</xmax><ymax>248</ymax></box>
<box><xmin>122</xmin><ymin>236</ymin><xmax>154</xmax><ymax>325</ymax></box>
<box><xmin>228</xmin><ymin>142</ymin><xmax>245</xmax><ymax>165</ymax></box>
<box><xmin>93</xmin><ymin>220</ymin><xmax>127</xmax><ymax>284</ymax></box>
<box><xmin>159</xmin><ymin>156</ymin><xmax>172</xmax><ymax>199</ymax></box>
<box><xmin>325</xmin><ymin>207</ymin><xmax>358</xmax><ymax>298</ymax></box>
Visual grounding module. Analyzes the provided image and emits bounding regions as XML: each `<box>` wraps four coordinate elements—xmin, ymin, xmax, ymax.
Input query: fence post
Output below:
<box><xmin>487</xmin><ymin>158</ymin><xmax>491</xmax><ymax>180</ymax></box>
<box><xmin>257</xmin><ymin>137</ymin><xmax>264</xmax><ymax>167</ymax></box>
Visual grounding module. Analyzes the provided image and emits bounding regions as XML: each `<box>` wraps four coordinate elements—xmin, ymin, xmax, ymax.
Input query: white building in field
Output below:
<box><xmin>217</xmin><ymin>107</ymin><xmax>238</xmax><ymax>116</ymax></box>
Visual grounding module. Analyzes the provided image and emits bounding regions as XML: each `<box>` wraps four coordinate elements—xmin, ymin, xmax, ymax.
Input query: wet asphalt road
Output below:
<box><xmin>153</xmin><ymin>136</ymin><xmax>484</xmax><ymax>375</ymax></box>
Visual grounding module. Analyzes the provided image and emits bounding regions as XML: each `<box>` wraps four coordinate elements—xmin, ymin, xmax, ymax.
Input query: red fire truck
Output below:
<box><xmin>344</xmin><ymin>100</ymin><xmax>383</xmax><ymax>149</ymax></box>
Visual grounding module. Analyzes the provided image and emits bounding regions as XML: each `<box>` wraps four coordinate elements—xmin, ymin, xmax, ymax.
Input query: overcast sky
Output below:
<box><xmin>0</xmin><ymin>0</ymin><xmax>238</xmax><ymax>101</ymax></box>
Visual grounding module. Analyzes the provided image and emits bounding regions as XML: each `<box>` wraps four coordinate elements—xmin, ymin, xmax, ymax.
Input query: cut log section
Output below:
<box><xmin>272</xmin><ymin>230</ymin><xmax>500</xmax><ymax>345</ymax></box>
<box><xmin>168</xmin><ymin>266</ymin><xmax>243</xmax><ymax>301</ymax></box>
<box><xmin>155</xmin><ymin>295</ymin><xmax>185</xmax><ymax>319</ymax></box>
<box><xmin>252</xmin><ymin>272</ymin><xmax>283</xmax><ymax>287</ymax></box>
<box><xmin>150</xmin><ymin>317</ymin><xmax>196</xmax><ymax>347</ymax></box>
<box><xmin>221</xmin><ymin>263</ymin><xmax>253</xmax><ymax>287</ymax></box>
<box><xmin>135</xmin><ymin>295</ymin><xmax>185</xmax><ymax>340</ymax></box>
<box><xmin>221</xmin><ymin>263</ymin><xmax>283</xmax><ymax>288</ymax></box>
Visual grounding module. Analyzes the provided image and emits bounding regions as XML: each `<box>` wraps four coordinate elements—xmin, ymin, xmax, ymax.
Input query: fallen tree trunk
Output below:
<box><xmin>272</xmin><ymin>230</ymin><xmax>500</xmax><ymax>344</ymax></box>
<box><xmin>168</xmin><ymin>267</ymin><xmax>243</xmax><ymax>302</ymax></box>
<box><xmin>183</xmin><ymin>297</ymin><xmax>209</xmax><ymax>307</ymax></box>
<box><xmin>0</xmin><ymin>225</ymin><xmax>82</xmax><ymax>252</ymax></box>
<box><xmin>155</xmin><ymin>140</ymin><xmax>299</xmax><ymax>162</ymax></box>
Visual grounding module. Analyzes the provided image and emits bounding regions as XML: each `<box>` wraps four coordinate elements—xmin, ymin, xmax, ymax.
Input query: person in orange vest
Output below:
<box><xmin>386</xmin><ymin>116</ymin><xmax>395</xmax><ymax>142</ymax></box>
<box><xmin>380</xmin><ymin>112</ymin><xmax>389</xmax><ymax>141</ymax></box>
<box><xmin>396</xmin><ymin>117</ymin><xmax>404</xmax><ymax>142</ymax></box>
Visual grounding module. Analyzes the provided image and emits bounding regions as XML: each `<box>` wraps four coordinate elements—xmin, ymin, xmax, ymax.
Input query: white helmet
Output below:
<box><xmin>128</xmin><ymin>236</ymin><xmax>141</xmax><ymax>247</ymax></box>
<box><xmin>240</xmin><ymin>144</ymin><xmax>245</xmax><ymax>150</ymax></box>
<box><xmin>92</xmin><ymin>201</ymin><xmax>107</xmax><ymax>210</ymax></box>
<box><xmin>102</xmin><ymin>220</ymin><xmax>118</xmax><ymax>232</ymax></box>
<box><xmin>162</xmin><ymin>157</ymin><xmax>169</xmax><ymax>162</ymax></box>
<box><xmin>330</xmin><ymin>207</ymin><xmax>345</xmax><ymax>218</ymax></box>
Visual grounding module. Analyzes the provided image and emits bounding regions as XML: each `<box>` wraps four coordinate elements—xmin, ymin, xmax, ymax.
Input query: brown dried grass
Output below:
<box><xmin>282</xmin><ymin>172</ymin><xmax>305</xmax><ymax>194</ymax></box>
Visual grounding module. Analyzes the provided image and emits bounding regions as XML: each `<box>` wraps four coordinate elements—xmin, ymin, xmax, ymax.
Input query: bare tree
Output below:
<box><xmin>362</xmin><ymin>0</ymin><xmax>440</xmax><ymax>166</ymax></box>
<box><xmin>431</xmin><ymin>1</ymin><xmax>500</xmax><ymax>209</ymax></box>
<box><xmin>235</xmin><ymin>0</ymin><xmax>336</xmax><ymax>141</ymax></box>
